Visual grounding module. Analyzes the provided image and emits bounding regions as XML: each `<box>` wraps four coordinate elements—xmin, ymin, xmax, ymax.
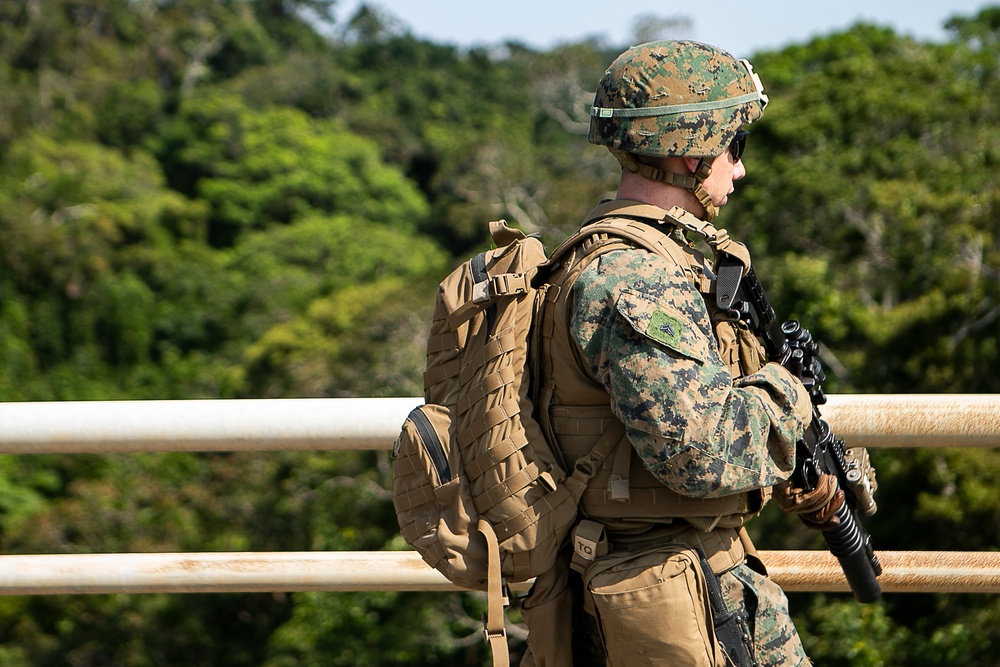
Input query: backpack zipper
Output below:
<box><xmin>408</xmin><ymin>407</ymin><xmax>452</xmax><ymax>483</ymax></box>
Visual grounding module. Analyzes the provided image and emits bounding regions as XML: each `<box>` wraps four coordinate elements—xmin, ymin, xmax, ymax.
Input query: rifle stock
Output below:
<box><xmin>716</xmin><ymin>257</ymin><xmax>883</xmax><ymax>603</ymax></box>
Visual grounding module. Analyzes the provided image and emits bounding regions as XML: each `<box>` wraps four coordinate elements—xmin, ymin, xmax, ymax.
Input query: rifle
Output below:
<box><xmin>716</xmin><ymin>255</ymin><xmax>883</xmax><ymax>603</ymax></box>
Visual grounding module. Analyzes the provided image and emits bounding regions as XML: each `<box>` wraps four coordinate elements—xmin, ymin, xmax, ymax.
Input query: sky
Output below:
<box><xmin>332</xmin><ymin>0</ymin><xmax>994</xmax><ymax>57</ymax></box>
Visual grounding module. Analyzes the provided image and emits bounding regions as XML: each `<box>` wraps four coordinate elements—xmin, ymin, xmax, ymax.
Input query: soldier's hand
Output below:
<box><xmin>774</xmin><ymin>473</ymin><xmax>845</xmax><ymax>530</ymax></box>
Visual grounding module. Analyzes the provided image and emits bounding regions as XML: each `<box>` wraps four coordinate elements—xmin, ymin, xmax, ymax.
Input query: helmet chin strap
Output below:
<box><xmin>610</xmin><ymin>150</ymin><xmax>719</xmax><ymax>221</ymax></box>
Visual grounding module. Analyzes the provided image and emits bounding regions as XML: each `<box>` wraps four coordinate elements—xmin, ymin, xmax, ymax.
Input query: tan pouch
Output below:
<box><xmin>582</xmin><ymin>545</ymin><xmax>725</xmax><ymax>667</ymax></box>
<box><xmin>520</xmin><ymin>555</ymin><xmax>574</xmax><ymax>667</ymax></box>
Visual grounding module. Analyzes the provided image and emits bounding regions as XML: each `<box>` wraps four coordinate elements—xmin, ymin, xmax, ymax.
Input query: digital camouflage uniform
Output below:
<box><xmin>520</xmin><ymin>40</ymin><xmax>814</xmax><ymax>667</ymax></box>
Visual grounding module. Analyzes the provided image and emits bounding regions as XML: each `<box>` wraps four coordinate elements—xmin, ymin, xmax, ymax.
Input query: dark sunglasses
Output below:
<box><xmin>728</xmin><ymin>129</ymin><xmax>749</xmax><ymax>162</ymax></box>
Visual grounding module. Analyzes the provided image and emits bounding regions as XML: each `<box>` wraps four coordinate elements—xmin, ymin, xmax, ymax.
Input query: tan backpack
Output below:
<box><xmin>392</xmin><ymin>220</ymin><xmax>624</xmax><ymax>666</ymax></box>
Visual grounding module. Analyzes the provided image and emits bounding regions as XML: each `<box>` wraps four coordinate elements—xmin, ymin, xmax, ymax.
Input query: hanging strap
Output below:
<box><xmin>478</xmin><ymin>518</ymin><xmax>510</xmax><ymax>667</ymax></box>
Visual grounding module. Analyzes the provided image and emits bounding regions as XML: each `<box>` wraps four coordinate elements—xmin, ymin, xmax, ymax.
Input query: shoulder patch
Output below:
<box><xmin>616</xmin><ymin>288</ymin><xmax>710</xmax><ymax>363</ymax></box>
<box><xmin>648</xmin><ymin>309</ymin><xmax>683</xmax><ymax>347</ymax></box>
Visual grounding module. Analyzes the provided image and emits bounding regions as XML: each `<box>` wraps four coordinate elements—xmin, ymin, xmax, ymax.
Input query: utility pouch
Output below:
<box><xmin>520</xmin><ymin>554</ymin><xmax>575</xmax><ymax>667</ymax></box>
<box><xmin>570</xmin><ymin>519</ymin><xmax>610</xmax><ymax>573</ymax></box>
<box><xmin>582</xmin><ymin>545</ymin><xmax>726</xmax><ymax>666</ymax></box>
<box><xmin>696</xmin><ymin>549</ymin><xmax>756</xmax><ymax>667</ymax></box>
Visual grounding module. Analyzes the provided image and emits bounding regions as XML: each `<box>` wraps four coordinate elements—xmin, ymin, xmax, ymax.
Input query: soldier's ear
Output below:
<box><xmin>682</xmin><ymin>157</ymin><xmax>701</xmax><ymax>174</ymax></box>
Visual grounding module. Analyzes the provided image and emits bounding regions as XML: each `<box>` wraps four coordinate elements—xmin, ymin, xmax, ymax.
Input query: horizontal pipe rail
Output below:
<box><xmin>0</xmin><ymin>395</ymin><xmax>997</xmax><ymax>454</ymax></box>
<box><xmin>0</xmin><ymin>397</ymin><xmax>422</xmax><ymax>454</ymax></box>
<box><xmin>1</xmin><ymin>551</ymin><xmax>997</xmax><ymax>596</ymax></box>
<box><xmin>1</xmin><ymin>396</ymin><xmax>996</xmax><ymax>598</ymax></box>
<box><xmin>821</xmin><ymin>394</ymin><xmax>1000</xmax><ymax>450</ymax></box>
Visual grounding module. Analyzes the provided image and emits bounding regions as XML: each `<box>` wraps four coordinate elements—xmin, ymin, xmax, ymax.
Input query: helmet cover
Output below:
<box><xmin>589</xmin><ymin>40</ymin><xmax>768</xmax><ymax>159</ymax></box>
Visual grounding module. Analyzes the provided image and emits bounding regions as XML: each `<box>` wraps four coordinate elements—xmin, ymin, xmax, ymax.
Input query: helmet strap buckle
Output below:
<box><xmin>694</xmin><ymin>158</ymin><xmax>714</xmax><ymax>182</ymax></box>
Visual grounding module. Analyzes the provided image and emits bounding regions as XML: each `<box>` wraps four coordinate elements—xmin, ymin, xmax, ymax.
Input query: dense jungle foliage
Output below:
<box><xmin>0</xmin><ymin>1</ymin><xmax>998</xmax><ymax>665</ymax></box>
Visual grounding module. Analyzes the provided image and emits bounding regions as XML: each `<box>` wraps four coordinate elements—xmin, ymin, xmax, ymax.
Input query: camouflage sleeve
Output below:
<box><xmin>570</xmin><ymin>247</ymin><xmax>812</xmax><ymax>499</ymax></box>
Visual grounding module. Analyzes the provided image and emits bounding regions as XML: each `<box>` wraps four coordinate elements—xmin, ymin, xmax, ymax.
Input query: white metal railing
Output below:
<box><xmin>1</xmin><ymin>395</ymin><xmax>998</xmax><ymax>454</ymax></box>
<box><xmin>0</xmin><ymin>397</ymin><xmax>423</xmax><ymax>454</ymax></box>
<box><xmin>2</xmin><ymin>550</ymin><xmax>998</xmax><ymax>596</ymax></box>
<box><xmin>1</xmin><ymin>395</ymin><xmax>998</xmax><ymax>596</ymax></box>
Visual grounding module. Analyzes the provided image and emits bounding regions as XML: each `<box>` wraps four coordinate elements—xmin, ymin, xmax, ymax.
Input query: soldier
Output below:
<box><xmin>520</xmin><ymin>40</ymin><xmax>839</xmax><ymax>666</ymax></box>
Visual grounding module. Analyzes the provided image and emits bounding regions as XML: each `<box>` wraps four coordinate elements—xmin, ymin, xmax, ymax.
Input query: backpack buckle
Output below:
<box><xmin>481</xmin><ymin>613</ymin><xmax>508</xmax><ymax>643</ymax></box>
<box><xmin>491</xmin><ymin>272</ymin><xmax>530</xmax><ymax>297</ymax></box>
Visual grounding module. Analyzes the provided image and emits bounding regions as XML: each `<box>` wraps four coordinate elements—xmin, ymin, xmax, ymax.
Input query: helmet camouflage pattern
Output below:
<box><xmin>589</xmin><ymin>40</ymin><xmax>768</xmax><ymax>159</ymax></box>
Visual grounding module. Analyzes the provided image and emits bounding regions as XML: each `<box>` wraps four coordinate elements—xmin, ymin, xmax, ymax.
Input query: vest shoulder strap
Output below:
<box><xmin>548</xmin><ymin>199</ymin><xmax>752</xmax><ymax>274</ymax></box>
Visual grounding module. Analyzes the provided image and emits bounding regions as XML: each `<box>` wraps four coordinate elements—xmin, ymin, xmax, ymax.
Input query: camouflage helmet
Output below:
<box><xmin>589</xmin><ymin>40</ymin><xmax>768</xmax><ymax>159</ymax></box>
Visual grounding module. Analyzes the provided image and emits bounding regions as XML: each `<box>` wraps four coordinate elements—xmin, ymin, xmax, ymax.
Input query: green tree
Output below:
<box><xmin>731</xmin><ymin>22</ymin><xmax>1000</xmax><ymax>394</ymax></box>
<box><xmin>158</xmin><ymin>92</ymin><xmax>429</xmax><ymax>245</ymax></box>
<box><xmin>227</xmin><ymin>213</ymin><xmax>448</xmax><ymax>398</ymax></box>
<box><xmin>0</xmin><ymin>132</ymin><xmax>208</xmax><ymax>399</ymax></box>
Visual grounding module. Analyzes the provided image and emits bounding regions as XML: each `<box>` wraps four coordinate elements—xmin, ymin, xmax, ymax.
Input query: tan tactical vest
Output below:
<box><xmin>533</xmin><ymin>200</ymin><xmax>770</xmax><ymax>534</ymax></box>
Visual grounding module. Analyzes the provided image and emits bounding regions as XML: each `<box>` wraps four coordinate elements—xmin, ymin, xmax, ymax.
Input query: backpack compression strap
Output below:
<box><xmin>478</xmin><ymin>518</ymin><xmax>510</xmax><ymax>667</ymax></box>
